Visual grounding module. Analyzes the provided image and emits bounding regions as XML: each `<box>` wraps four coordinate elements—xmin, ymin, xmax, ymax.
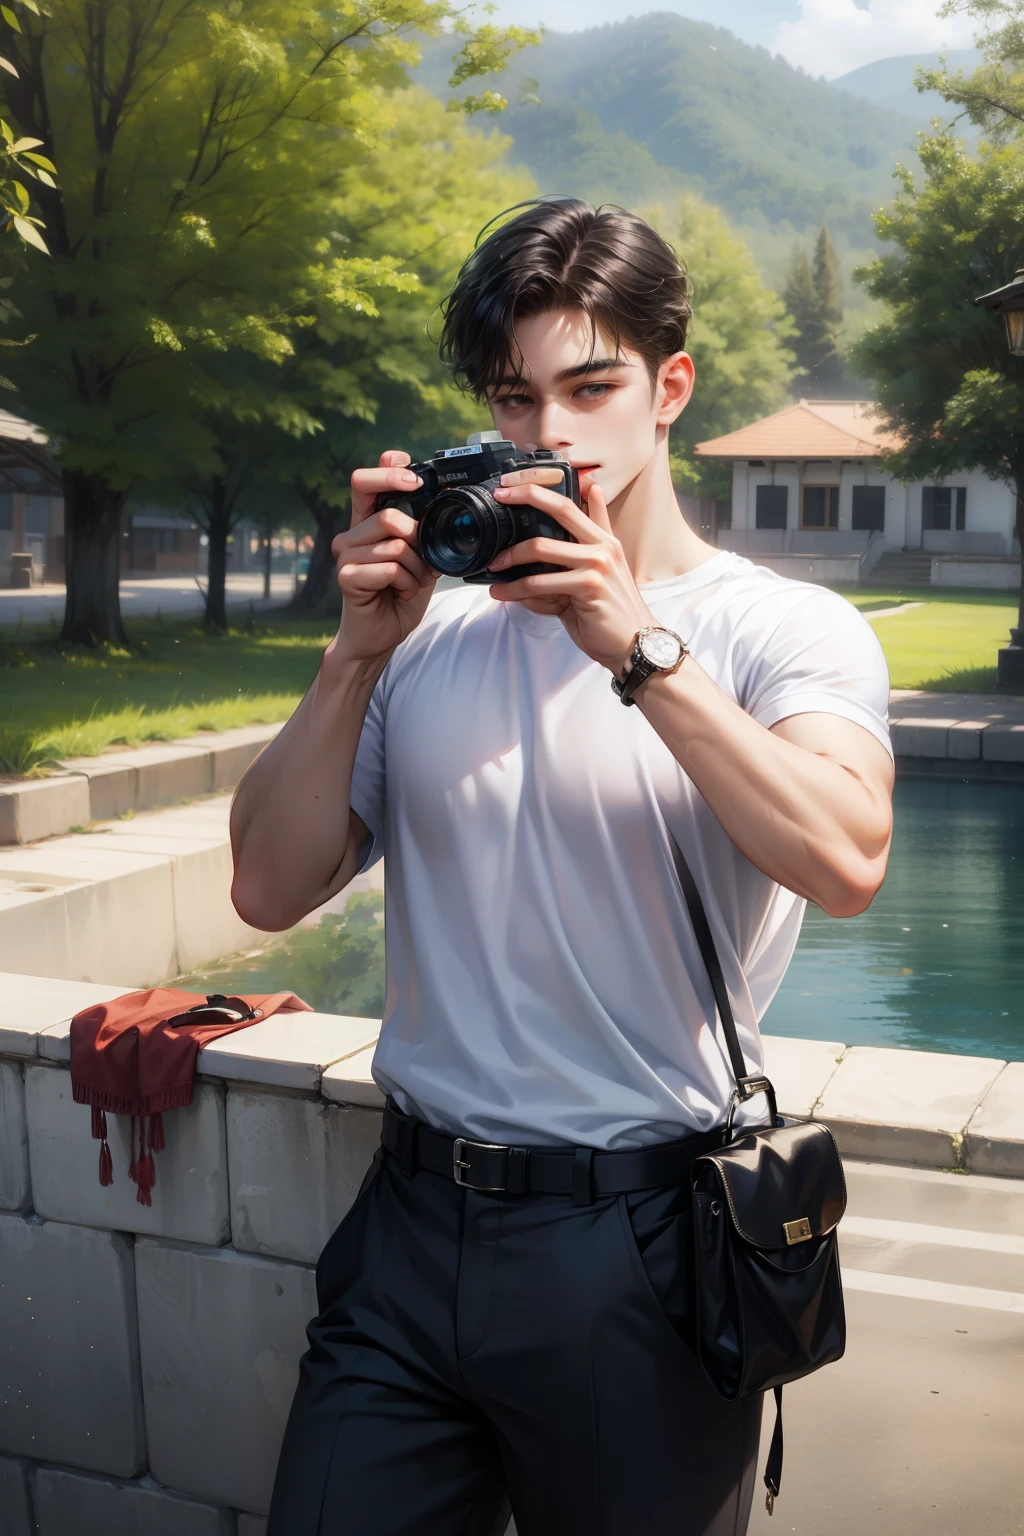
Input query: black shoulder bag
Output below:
<box><xmin>674</xmin><ymin>846</ymin><xmax>848</xmax><ymax>1516</ymax></box>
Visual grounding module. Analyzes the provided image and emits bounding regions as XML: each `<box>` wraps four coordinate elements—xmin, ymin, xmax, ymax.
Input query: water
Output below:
<box><xmin>762</xmin><ymin>777</ymin><xmax>1024</xmax><ymax>1060</ymax></box>
<box><xmin>182</xmin><ymin>780</ymin><xmax>1024</xmax><ymax>1061</ymax></box>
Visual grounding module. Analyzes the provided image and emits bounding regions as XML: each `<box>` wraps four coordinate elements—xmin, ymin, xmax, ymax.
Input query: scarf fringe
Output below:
<box><xmin>72</xmin><ymin>1081</ymin><xmax>194</xmax><ymax>1117</ymax></box>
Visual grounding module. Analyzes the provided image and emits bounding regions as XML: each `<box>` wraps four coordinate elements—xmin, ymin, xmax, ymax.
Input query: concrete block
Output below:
<box><xmin>0</xmin><ymin>1454</ymin><xmax>32</xmax><ymax>1536</ymax></box>
<box><xmin>760</xmin><ymin>1035</ymin><xmax>846</xmax><ymax>1119</ymax></box>
<box><xmin>983</xmin><ymin>723</ymin><xmax>1024</xmax><ymax>762</ymax></box>
<box><xmin>814</xmin><ymin>1045</ymin><xmax>1005</xmax><ymax>1167</ymax></box>
<box><xmin>199</xmin><ymin>1011</ymin><xmax>380</xmax><ymax>1092</ymax></box>
<box><xmin>238</xmin><ymin>1519</ymin><xmax>267</xmax><ymax>1536</ymax></box>
<box><xmin>888</xmin><ymin>720</ymin><xmax>950</xmax><ymax>757</ymax></box>
<box><xmin>136</xmin><ymin>1239</ymin><xmax>316</xmax><ymax>1515</ymax></box>
<box><xmin>0</xmin><ymin>841</ymin><xmax>176</xmax><ymax>986</ymax></box>
<box><xmin>0</xmin><ymin>1061</ymin><xmax>29</xmax><ymax>1211</ymax></box>
<box><xmin>34</xmin><ymin>1467</ymin><xmax>234</xmax><ymax>1536</ymax></box>
<box><xmin>229</xmin><ymin>1089</ymin><xmax>382</xmax><ymax>1263</ymax></box>
<box><xmin>321</xmin><ymin>1042</ymin><xmax>385</xmax><ymax>1109</ymax></box>
<box><xmin>0</xmin><ymin>882</ymin><xmax>73</xmax><ymax>981</ymax></box>
<box><xmin>64</xmin><ymin>753</ymin><xmax>143</xmax><ymax>821</ymax></box>
<box><xmin>170</xmin><ymin>838</ymin><xmax>265</xmax><ymax>971</ymax></box>
<box><xmin>946</xmin><ymin>720</ymin><xmax>986</xmax><ymax>760</ymax></box>
<box><xmin>200</xmin><ymin>723</ymin><xmax>279</xmax><ymax>792</ymax></box>
<box><xmin>966</xmin><ymin>1062</ymin><xmax>1024</xmax><ymax>1177</ymax></box>
<box><xmin>26</xmin><ymin>1065</ymin><xmax>229</xmax><ymax>1243</ymax></box>
<box><xmin>131</xmin><ymin>743</ymin><xmax>213</xmax><ymax>808</ymax></box>
<box><xmin>0</xmin><ymin>971</ymin><xmax>127</xmax><ymax>1057</ymax></box>
<box><xmin>0</xmin><ymin>773</ymin><xmax>91</xmax><ymax>845</ymax></box>
<box><xmin>0</xmin><ymin>1214</ymin><xmax>145</xmax><ymax>1474</ymax></box>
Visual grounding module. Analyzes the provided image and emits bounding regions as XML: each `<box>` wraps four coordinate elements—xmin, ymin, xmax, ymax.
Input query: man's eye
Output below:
<box><xmin>575</xmin><ymin>383</ymin><xmax>613</xmax><ymax>400</ymax></box>
<box><xmin>495</xmin><ymin>393</ymin><xmax>532</xmax><ymax>408</ymax></box>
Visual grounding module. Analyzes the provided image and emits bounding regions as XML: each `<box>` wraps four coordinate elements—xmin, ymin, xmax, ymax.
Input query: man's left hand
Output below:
<box><xmin>489</xmin><ymin>469</ymin><xmax>653</xmax><ymax>675</ymax></box>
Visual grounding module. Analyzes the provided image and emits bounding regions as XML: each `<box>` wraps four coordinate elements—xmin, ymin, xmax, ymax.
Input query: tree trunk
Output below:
<box><xmin>204</xmin><ymin>477</ymin><xmax>232</xmax><ymax>632</ymax></box>
<box><xmin>263</xmin><ymin>530</ymin><xmax>272</xmax><ymax>602</ymax></box>
<box><xmin>289</xmin><ymin>495</ymin><xmax>348</xmax><ymax>615</ymax></box>
<box><xmin>61</xmin><ymin>469</ymin><xmax>129</xmax><ymax>647</ymax></box>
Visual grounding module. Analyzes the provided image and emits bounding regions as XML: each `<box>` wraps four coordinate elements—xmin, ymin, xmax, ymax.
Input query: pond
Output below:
<box><xmin>179</xmin><ymin>779</ymin><xmax>1024</xmax><ymax>1062</ymax></box>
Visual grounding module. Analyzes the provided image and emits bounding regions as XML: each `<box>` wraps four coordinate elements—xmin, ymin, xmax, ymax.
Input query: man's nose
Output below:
<box><xmin>534</xmin><ymin>400</ymin><xmax>574</xmax><ymax>452</ymax></box>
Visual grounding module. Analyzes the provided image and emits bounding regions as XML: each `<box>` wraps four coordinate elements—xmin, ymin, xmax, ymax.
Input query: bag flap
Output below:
<box><xmin>693</xmin><ymin>1120</ymin><xmax>847</xmax><ymax>1250</ymax></box>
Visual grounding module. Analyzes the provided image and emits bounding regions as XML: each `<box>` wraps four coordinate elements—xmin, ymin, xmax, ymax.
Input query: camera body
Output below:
<box><xmin>376</xmin><ymin>431</ymin><xmax>580</xmax><ymax>583</ymax></box>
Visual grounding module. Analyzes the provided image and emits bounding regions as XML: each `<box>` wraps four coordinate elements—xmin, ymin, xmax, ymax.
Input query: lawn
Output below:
<box><xmin>1</xmin><ymin>585</ymin><xmax>1018</xmax><ymax>774</ymax></box>
<box><xmin>0</xmin><ymin>612</ymin><xmax>334</xmax><ymax>774</ymax></box>
<box><xmin>837</xmin><ymin>586</ymin><xmax>1018</xmax><ymax>692</ymax></box>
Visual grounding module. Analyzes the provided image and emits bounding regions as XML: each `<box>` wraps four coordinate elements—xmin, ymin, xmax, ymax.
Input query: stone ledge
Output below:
<box><xmin>0</xmin><ymin>1061</ymin><xmax>29</xmax><ymax>1212</ymax></box>
<box><xmin>198</xmin><ymin>1010</ymin><xmax>381</xmax><ymax>1092</ymax></box>
<box><xmin>0</xmin><ymin>724</ymin><xmax>280</xmax><ymax>846</ymax></box>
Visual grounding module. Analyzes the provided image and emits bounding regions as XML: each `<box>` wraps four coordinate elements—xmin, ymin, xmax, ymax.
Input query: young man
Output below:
<box><xmin>231</xmin><ymin>198</ymin><xmax>894</xmax><ymax>1536</ymax></box>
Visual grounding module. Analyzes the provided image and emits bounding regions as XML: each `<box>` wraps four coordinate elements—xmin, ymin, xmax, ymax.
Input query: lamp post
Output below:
<box><xmin>974</xmin><ymin>270</ymin><xmax>1024</xmax><ymax>691</ymax></box>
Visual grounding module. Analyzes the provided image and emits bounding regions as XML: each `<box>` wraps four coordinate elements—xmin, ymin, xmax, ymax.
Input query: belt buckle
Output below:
<box><xmin>453</xmin><ymin>1137</ymin><xmax>508</xmax><ymax>1191</ymax></box>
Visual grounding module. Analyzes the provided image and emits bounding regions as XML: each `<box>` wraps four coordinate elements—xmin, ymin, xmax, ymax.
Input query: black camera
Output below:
<box><xmin>376</xmin><ymin>432</ymin><xmax>580</xmax><ymax>583</ymax></box>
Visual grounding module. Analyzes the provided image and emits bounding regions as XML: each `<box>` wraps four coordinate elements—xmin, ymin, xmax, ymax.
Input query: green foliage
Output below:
<box><xmin>416</xmin><ymin>14</ymin><xmax>922</xmax><ymax>247</ymax></box>
<box><xmin>0</xmin><ymin>0</ymin><xmax>54</xmax><ymax>253</ymax></box>
<box><xmin>177</xmin><ymin>893</ymin><xmax>386</xmax><ymax>1018</ymax></box>
<box><xmin>645</xmin><ymin>195</ymin><xmax>796</xmax><ymax>494</ymax></box>
<box><xmin>0</xmin><ymin>0</ymin><xmax>530</xmax><ymax>643</ymax></box>
<box><xmin>782</xmin><ymin>226</ymin><xmax>847</xmax><ymax>391</ymax></box>
<box><xmin>853</xmin><ymin>133</ymin><xmax>1024</xmax><ymax>489</ymax></box>
<box><xmin>921</xmin><ymin>1</ymin><xmax>1024</xmax><ymax>139</ymax></box>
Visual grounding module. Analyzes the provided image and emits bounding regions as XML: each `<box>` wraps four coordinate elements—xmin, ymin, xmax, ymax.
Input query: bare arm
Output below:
<box><xmin>229</xmin><ymin>450</ymin><xmax>437</xmax><ymax>931</ymax></box>
<box><xmin>637</xmin><ymin>664</ymin><xmax>894</xmax><ymax>918</ymax></box>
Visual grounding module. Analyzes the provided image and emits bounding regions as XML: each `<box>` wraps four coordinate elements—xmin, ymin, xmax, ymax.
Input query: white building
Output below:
<box><xmin>694</xmin><ymin>399</ymin><xmax>1021</xmax><ymax>589</ymax></box>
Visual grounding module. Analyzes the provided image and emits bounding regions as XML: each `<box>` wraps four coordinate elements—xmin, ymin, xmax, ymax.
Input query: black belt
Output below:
<box><xmin>381</xmin><ymin>1098</ymin><xmax>727</xmax><ymax>1206</ymax></box>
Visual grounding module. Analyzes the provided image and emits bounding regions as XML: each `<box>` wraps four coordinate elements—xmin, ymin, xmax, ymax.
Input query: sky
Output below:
<box><xmin>483</xmin><ymin>0</ymin><xmax>978</xmax><ymax>80</ymax></box>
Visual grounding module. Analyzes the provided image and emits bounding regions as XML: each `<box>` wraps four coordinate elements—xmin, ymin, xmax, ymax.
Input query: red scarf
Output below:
<box><xmin>70</xmin><ymin>988</ymin><xmax>311</xmax><ymax>1205</ymax></box>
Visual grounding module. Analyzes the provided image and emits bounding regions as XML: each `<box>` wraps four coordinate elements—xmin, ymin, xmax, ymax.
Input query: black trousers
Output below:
<box><xmin>268</xmin><ymin>1143</ymin><xmax>763</xmax><ymax>1536</ymax></box>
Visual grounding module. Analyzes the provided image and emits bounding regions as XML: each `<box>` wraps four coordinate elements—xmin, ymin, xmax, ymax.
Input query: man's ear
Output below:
<box><xmin>656</xmin><ymin>352</ymin><xmax>695</xmax><ymax>426</ymax></box>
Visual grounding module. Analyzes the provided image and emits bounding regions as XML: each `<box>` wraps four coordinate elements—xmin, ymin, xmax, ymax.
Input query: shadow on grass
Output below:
<box><xmin>915</xmin><ymin>665</ymin><xmax>1000</xmax><ymax>693</ymax></box>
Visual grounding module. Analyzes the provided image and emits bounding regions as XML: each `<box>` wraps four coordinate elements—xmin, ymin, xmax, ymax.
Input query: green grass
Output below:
<box><xmin>838</xmin><ymin>586</ymin><xmax>1018</xmax><ymax>692</ymax></box>
<box><xmin>0</xmin><ymin>612</ymin><xmax>334</xmax><ymax>773</ymax></box>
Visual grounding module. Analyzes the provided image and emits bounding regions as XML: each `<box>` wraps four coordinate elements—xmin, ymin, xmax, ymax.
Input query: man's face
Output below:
<box><xmin>485</xmin><ymin>308</ymin><xmax>694</xmax><ymax>503</ymax></box>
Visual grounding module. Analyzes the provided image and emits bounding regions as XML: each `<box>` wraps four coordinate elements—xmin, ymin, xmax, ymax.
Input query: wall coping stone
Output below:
<box><xmin>321</xmin><ymin>1043</ymin><xmax>385</xmax><ymax>1108</ymax></box>
<box><xmin>198</xmin><ymin>1011</ymin><xmax>381</xmax><ymax>1091</ymax></box>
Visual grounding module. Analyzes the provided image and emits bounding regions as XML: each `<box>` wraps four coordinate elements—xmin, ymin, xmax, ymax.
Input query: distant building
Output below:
<box><xmin>694</xmin><ymin>400</ymin><xmax>1021</xmax><ymax>588</ymax></box>
<box><xmin>0</xmin><ymin>410</ymin><xmax>258</xmax><ymax>586</ymax></box>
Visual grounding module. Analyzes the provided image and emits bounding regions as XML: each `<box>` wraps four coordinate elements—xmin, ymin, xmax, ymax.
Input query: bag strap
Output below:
<box><xmin>669</xmin><ymin>837</ymin><xmax>747</xmax><ymax>1086</ymax></box>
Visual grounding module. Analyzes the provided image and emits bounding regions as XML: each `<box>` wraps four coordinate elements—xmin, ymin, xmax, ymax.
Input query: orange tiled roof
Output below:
<box><xmin>694</xmin><ymin>400</ymin><xmax>903</xmax><ymax>460</ymax></box>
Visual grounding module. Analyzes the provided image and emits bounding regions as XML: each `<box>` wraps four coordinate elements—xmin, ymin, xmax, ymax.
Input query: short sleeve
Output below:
<box><xmin>741</xmin><ymin>588</ymin><xmax>892</xmax><ymax>758</ymax></box>
<box><xmin>349</xmin><ymin>666</ymin><xmax>389</xmax><ymax>870</ymax></box>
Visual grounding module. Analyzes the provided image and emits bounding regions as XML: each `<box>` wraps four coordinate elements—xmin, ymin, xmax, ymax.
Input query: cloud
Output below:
<box><xmin>772</xmin><ymin>0</ymin><xmax>977</xmax><ymax>79</ymax></box>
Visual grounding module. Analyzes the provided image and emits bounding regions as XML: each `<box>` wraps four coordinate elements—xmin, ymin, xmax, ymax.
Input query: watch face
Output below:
<box><xmin>638</xmin><ymin>629</ymin><xmax>683</xmax><ymax>669</ymax></box>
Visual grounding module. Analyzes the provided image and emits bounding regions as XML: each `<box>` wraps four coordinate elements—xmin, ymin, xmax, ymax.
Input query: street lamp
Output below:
<box><xmin>975</xmin><ymin>268</ymin><xmax>1024</xmax><ymax>356</ymax></box>
<box><xmin>974</xmin><ymin>269</ymin><xmax>1024</xmax><ymax>690</ymax></box>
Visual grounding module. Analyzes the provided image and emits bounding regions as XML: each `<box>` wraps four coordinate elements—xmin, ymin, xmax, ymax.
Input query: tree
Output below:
<box><xmin>0</xmin><ymin>1</ymin><xmax>534</xmax><ymax>645</ymax></box>
<box><xmin>269</xmin><ymin>87</ymin><xmax>532</xmax><ymax>614</ymax></box>
<box><xmin>782</xmin><ymin>225</ymin><xmax>845</xmax><ymax>391</ymax></box>
<box><xmin>644</xmin><ymin>194</ymin><xmax>797</xmax><ymax>499</ymax></box>
<box><xmin>853</xmin><ymin>132</ymin><xmax>1024</xmax><ymax>659</ymax></box>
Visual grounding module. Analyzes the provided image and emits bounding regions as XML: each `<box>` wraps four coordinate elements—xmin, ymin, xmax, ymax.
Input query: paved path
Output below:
<box><xmin>747</xmin><ymin>1160</ymin><xmax>1024</xmax><ymax>1535</ymax></box>
<box><xmin>0</xmin><ymin>572</ymin><xmax>298</xmax><ymax>627</ymax></box>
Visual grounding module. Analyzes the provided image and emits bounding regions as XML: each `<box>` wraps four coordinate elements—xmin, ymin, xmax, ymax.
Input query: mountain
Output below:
<box><xmin>832</xmin><ymin>50</ymin><xmax>982</xmax><ymax>123</ymax></box>
<box><xmin>416</xmin><ymin>14</ymin><xmax>923</xmax><ymax>248</ymax></box>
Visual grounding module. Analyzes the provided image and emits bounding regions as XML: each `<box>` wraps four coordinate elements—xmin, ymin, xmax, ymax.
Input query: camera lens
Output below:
<box><xmin>418</xmin><ymin>487</ymin><xmax>512</xmax><ymax>577</ymax></box>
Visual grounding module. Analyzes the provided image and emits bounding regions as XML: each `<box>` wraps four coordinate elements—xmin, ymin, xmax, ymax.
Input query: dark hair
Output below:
<box><xmin>438</xmin><ymin>198</ymin><xmax>692</xmax><ymax>399</ymax></box>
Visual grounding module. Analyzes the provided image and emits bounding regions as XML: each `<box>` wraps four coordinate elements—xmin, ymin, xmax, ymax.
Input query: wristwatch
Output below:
<box><xmin>611</xmin><ymin>626</ymin><xmax>688</xmax><ymax>706</ymax></box>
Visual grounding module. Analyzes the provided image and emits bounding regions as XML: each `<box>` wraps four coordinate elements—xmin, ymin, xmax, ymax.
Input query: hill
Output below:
<box><xmin>832</xmin><ymin>49</ymin><xmax>982</xmax><ymax>123</ymax></box>
<box><xmin>416</xmin><ymin>14</ymin><xmax>923</xmax><ymax>249</ymax></box>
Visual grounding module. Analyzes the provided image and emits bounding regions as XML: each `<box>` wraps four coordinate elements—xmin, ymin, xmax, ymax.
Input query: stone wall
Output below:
<box><xmin>2</xmin><ymin>973</ymin><xmax>1023</xmax><ymax>1533</ymax></box>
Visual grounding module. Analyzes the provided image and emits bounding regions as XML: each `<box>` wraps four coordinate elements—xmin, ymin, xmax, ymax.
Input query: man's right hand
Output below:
<box><xmin>333</xmin><ymin>449</ymin><xmax>439</xmax><ymax>662</ymax></box>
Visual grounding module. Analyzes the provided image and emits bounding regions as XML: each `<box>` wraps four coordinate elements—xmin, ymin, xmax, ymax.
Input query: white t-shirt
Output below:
<box><xmin>350</xmin><ymin>550</ymin><xmax>891</xmax><ymax>1149</ymax></box>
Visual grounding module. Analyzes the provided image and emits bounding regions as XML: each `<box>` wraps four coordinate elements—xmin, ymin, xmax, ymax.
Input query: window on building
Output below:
<box><xmin>922</xmin><ymin>486</ymin><xmax>966</xmax><ymax>531</ymax></box>
<box><xmin>851</xmin><ymin>485</ymin><xmax>886</xmax><ymax>533</ymax></box>
<box><xmin>801</xmin><ymin>485</ymin><xmax>839</xmax><ymax>529</ymax></box>
<box><xmin>755</xmin><ymin>484</ymin><xmax>788</xmax><ymax>530</ymax></box>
